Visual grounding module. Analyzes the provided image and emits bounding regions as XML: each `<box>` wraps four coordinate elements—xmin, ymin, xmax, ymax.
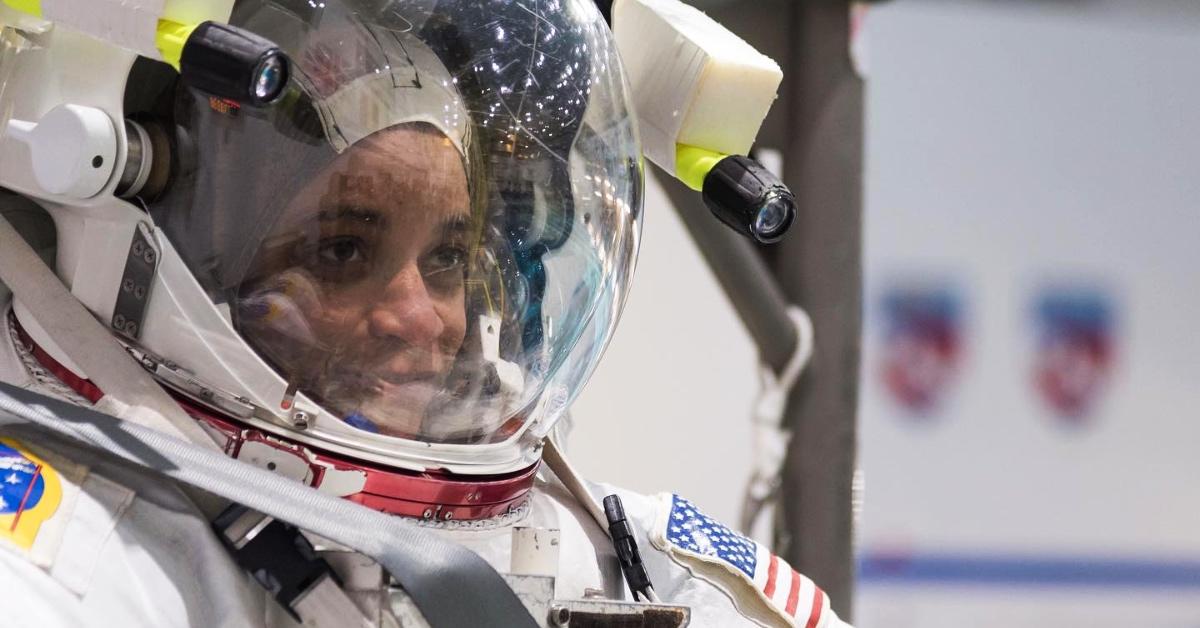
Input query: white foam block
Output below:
<box><xmin>40</xmin><ymin>0</ymin><xmax>165</xmax><ymax>59</ymax></box>
<box><xmin>612</xmin><ymin>0</ymin><xmax>782</xmax><ymax>174</ymax></box>
<box><xmin>162</xmin><ymin>0</ymin><xmax>236</xmax><ymax>26</ymax></box>
<box><xmin>35</xmin><ymin>0</ymin><xmax>234</xmax><ymax>60</ymax></box>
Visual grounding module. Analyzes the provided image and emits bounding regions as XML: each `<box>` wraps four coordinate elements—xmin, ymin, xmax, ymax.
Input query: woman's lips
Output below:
<box><xmin>353</xmin><ymin>371</ymin><xmax>441</xmax><ymax>399</ymax></box>
<box><xmin>377</xmin><ymin>371</ymin><xmax>440</xmax><ymax>386</ymax></box>
<box><xmin>343</xmin><ymin>367</ymin><xmax>438</xmax><ymax>386</ymax></box>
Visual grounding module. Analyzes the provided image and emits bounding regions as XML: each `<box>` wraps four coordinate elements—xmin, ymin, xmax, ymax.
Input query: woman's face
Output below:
<box><xmin>238</xmin><ymin>124</ymin><xmax>472</xmax><ymax>437</ymax></box>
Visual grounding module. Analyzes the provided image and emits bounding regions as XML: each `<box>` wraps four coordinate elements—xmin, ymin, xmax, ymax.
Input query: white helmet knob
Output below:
<box><xmin>5</xmin><ymin>104</ymin><xmax>118</xmax><ymax>198</ymax></box>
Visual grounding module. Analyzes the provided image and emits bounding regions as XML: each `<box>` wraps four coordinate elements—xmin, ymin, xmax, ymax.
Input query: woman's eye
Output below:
<box><xmin>424</xmin><ymin>245</ymin><xmax>467</xmax><ymax>277</ymax></box>
<box><xmin>304</xmin><ymin>236</ymin><xmax>371</xmax><ymax>282</ymax></box>
<box><xmin>317</xmin><ymin>237</ymin><xmax>365</xmax><ymax>264</ymax></box>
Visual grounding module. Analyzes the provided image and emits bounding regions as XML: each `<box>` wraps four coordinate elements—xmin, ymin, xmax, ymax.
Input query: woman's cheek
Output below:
<box><xmin>305</xmin><ymin>285</ymin><xmax>368</xmax><ymax>342</ymax></box>
<box><xmin>438</xmin><ymin>293</ymin><xmax>468</xmax><ymax>354</ymax></box>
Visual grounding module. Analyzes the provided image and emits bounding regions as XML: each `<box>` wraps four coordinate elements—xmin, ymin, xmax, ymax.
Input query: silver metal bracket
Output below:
<box><xmin>125</xmin><ymin>345</ymin><xmax>260</xmax><ymax>420</ymax></box>
<box><xmin>387</xmin><ymin>574</ymin><xmax>690</xmax><ymax>628</ymax></box>
<box><xmin>124</xmin><ymin>343</ymin><xmax>307</xmax><ymax>433</ymax></box>
<box><xmin>111</xmin><ymin>222</ymin><xmax>158</xmax><ymax>339</ymax></box>
<box><xmin>547</xmin><ymin>598</ymin><xmax>691</xmax><ymax>628</ymax></box>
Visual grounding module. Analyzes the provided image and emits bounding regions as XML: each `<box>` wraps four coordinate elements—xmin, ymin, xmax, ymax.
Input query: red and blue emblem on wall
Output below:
<box><xmin>880</xmin><ymin>286</ymin><xmax>963</xmax><ymax>415</ymax></box>
<box><xmin>1032</xmin><ymin>288</ymin><xmax>1115</xmax><ymax>421</ymax></box>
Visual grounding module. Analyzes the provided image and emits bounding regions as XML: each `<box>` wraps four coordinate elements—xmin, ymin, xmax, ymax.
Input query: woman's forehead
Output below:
<box><xmin>353</xmin><ymin>124</ymin><xmax>462</xmax><ymax>162</ymax></box>
<box><xmin>340</xmin><ymin>126</ymin><xmax>465</xmax><ymax>181</ymax></box>
<box><xmin>288</xmin><ymin>125</ymin><xmax>470</xmax><ymax>220</ymax></box>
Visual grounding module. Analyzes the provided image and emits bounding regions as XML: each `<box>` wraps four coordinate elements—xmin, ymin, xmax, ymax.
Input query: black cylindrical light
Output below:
<box><xmin>180</xmin><ymin>21</ymin><xmax>290</xmax><ymax>106</ymax></box>
<box><xmin>702</xmin><ymin>155</ymin><xmax>796</xmax><ymax>244</ymax></box>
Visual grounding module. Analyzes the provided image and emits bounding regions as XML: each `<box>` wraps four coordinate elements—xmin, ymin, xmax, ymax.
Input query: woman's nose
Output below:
<box><xmin>367</xmin><ymin>263</ymin><xmax>445</xmax><ymax>345</ymax></box>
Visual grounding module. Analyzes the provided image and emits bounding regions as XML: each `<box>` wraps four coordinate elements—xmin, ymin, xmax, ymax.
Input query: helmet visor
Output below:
<box><xmin>150</xmin><ymin>0</ymin><xmax>641</xmax><ymax>447</ymax></box>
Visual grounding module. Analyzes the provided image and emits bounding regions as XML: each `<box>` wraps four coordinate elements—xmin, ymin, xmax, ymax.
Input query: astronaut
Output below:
<box><xmin>0</xmin><ymin>1</ymin><xmax>850</xmax><ymax>626</ymax></box>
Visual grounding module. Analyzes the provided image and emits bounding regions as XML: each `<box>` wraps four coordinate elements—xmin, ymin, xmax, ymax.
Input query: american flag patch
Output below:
<box><xmin>654</xmin><ymin>494</ymin><xmax>830</xmax><ymax>628</ymax></box>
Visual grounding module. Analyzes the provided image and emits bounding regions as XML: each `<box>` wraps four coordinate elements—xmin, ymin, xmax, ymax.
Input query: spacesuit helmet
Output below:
<box><xmin>131</xmin><ymin>0</ymin><xmax>641</xmax><ymax>474</ymax></box>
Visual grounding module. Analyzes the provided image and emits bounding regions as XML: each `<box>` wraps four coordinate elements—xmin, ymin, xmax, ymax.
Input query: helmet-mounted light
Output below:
<box><xmin>676</xmin><ymin>146</ymin><xmax>797</xmax><ymax>244</ymax></box>
<box><xmin>163</xmin><ymin>20</ymin><xmax>291</xmax><ymax>107</ymax></box>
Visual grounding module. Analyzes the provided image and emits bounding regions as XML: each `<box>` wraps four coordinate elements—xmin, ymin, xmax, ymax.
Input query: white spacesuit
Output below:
<box><xmin>0</xmin><ymin>1</ymin><xmax>849</xmax><ymax>626</ymax></box>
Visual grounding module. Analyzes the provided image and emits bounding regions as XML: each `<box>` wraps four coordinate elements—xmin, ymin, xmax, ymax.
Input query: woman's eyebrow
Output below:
<box><xmin>317</xmin><ymin>206</ymin><xmax>383</xmax><ymax>225</ymax></box>
<box><xmin>440</xmin><ymin>215</ymin><xmax>471</xmax><ymax>237</ymax></box>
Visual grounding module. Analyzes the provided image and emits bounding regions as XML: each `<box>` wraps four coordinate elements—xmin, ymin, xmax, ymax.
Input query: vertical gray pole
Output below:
<box><xmin>652</xmin><ymin>167</ymin><xmax>798</xmax><ymax>374</ymax></box>
<box><xmin>658</xmin><ymin>0</ymin><xmax>863</xmax><ymax>615</ymax></box>
<box><xmin>770</xmin><ymin>1</ymin><xmax>863</xmax><ymax>620</ymax></box>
